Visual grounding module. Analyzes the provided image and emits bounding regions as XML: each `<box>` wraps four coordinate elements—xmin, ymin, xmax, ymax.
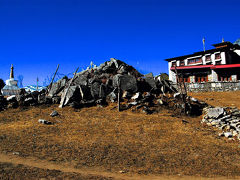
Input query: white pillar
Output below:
<box><xmin>211</xmin><ymin>54</ymin><xmax>216</xmax><ymax>65</ymax></box>
<box><xmin>221</xmin><ymin>52</ymin><xmax>226</xmax><ymax>64</ymax></box>
<box><xmin>211</xmin><ymin>69</ymin><xmax>218</xmax><ymax>82</ymax></box>
<box><xmin>202</xmin><ymin>56</ymin><xmax>206</xmax><ymax>65</ymax></box>
<box><xmin>190</xmin><ymin>76</ymin><xmax>195</xmax><ymax>83</ymax></box>
<box><xmin>176</xmin><ymin>60</ymin><xmax>180</xmax><ymax>66</ymax></box>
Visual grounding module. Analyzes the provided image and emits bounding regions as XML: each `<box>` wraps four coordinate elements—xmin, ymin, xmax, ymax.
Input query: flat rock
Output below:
<box><xmin>207</xmin><ymin>107</ymin><xmax>224</xmax><ymax>119</ymax></box>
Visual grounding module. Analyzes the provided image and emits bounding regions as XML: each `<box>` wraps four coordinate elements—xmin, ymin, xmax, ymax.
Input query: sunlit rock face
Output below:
<box><xmin>1</xmin><ymin>65</ymin><xmax>20</xmax><ymax>96</ymax></box>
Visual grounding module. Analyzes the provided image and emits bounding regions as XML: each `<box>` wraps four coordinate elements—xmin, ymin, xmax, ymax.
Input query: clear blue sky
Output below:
<box><xmin>0</xmin><ymin>0</ymin><xmax>240</xmax><ymax>86</ymax></box>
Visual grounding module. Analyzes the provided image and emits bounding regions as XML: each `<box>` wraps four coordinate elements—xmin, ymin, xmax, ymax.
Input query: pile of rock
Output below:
<box><xmin>202</xmin><ymin>107</ymin><xmax>240</xmax><ymax>140</ymax></box>
<box><xmin>0</xmin><ymin>58</ymin><xmax>207</xmax><ymax>116</ymax></box>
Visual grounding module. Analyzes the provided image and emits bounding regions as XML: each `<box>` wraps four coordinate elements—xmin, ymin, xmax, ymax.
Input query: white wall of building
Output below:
<box><xmin>234</xmin><ymin>50</ymin><xmax>240</xmax><ymax>56</ymax></box>
<box><xmin>168</xmin><ymin>61</ymin><xmax>177</xmax><ymax>83</ymax></box>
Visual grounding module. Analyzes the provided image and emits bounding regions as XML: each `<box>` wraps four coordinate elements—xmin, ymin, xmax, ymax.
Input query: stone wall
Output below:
<box><xmin>171</xmin><ymin>81</ymin><xmax>240</xmax><ymax>92</ymax></box>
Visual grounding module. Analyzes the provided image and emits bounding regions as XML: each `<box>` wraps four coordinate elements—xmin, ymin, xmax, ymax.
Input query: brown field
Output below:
<box><xmin>1</xmin><ymin>91</ymin><xmax>240</xmax><ymax>179</ymax></box>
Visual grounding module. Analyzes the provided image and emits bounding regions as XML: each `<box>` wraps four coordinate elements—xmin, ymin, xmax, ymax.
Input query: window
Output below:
<box><xmin>215</xmin><ymin>61</ymin><xmax>221</xmax><ymax>65</ymax></box>
<box><xmin>172</xmin><ymin>62</ymin><xmax>176</xmax><ymax>67</ymax></box>
<box><xmin>188</xmin><ymin>59</ymin><xmax>195</xmax><ymax>64</ymax></box>
<box><xmin>195</xmin><ymin>75</ymin><xmax>208</xmax><ymax>82</ymax></box>
<box><xmin>180</xmin><ymin>60</ymin><xmax>185</xmax><ymax>66</ymax></box>
<box><xmin>176</xmin><ymin>76</ymin><xmax>190</xmax><ymax>83</ymax></box>
<box><xmin>188</xmin><ymin>58</ymin><xmax>202</xmax><ymax>64</ymax></box>
<box><xmin>195</xmin><ymin>58</ymin><xmax>202</xmax><ymax>63</ymax></box>
<box><xmin>206</xmin><ymin>55</ymin><xmax>211</xmax><ymax>61</ymax></box>
<box><xmin>215</xmin><ymin>53</ymin><xmax>221</xmax><ymax>59</ymax></box>
<box><xmin>218</xmin><ymin>74</ymin><xmax>232</xmax><ymax>82</ymax></box>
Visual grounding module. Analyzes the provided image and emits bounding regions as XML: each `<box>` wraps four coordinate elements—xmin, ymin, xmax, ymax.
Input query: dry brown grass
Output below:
<box><xmin>1</xmin><ymin>92</ymin><xmax>240</xmax><ymax>178</ymax></box>
<box><xmin>189</xmin><ymin>91</ymin><xmax>240</xmax><ymax>109</ymax></box>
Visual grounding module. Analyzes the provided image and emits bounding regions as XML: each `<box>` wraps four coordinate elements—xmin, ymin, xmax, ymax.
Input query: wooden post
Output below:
<box><xmin>47</xmin><ymin>64</ymin><xmax>59</xmax><ymax>93</ymax></box>
<box><xmin>118</xmin><ymin>78</ymin><xmax>121</xmax><ymax>112</ymax></box>
<box><xmin>174</xmin><ymin>66</ymin><xmax>183</xmax><ymax>95</ymax></box>
<box><xmin>175</xmin><ymin>67</ymin><xmax>186</xmax><ymax>114</ymax></box>
<box><xmin>59</xmin><ymin>67</ymin><xmax>79</xmax><ymax>108</ymax></box>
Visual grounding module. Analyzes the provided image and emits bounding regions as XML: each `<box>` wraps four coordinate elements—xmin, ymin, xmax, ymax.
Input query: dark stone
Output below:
<box><xmin>48</xmin><ymin>77</ymin><xmax>69</xmax><ymax>97</ymax></box>
<box><xmin>60</xmin><ymin>86</ymin><xmax>81</xmax><ymax>107</ymax></box>
<box><xmin>24</xmin><ymin>97</ymin><xmax>34</xmax><ymax>106</ymax></box>
<box><xmin>31</xmin><ymin>91</ymin><xmax>40</xmax><ymax>100</ymax></box>
<box><xmin>73</xmin><ymin>75</ymin><xmax>88</xmax><ymax>86</ymax></box>
<box><xmin>52</xmin><ymin>96</ymin><xmax>61</xmax><ymax>104</ymax></box>
<box><xmin>90</xmin><ymin>81</ymin><xmax>101</xmax><ymax>99</ymax></box>
<box><xmin>144</xmin><ymin>73</ymin><xmax>157</xmax><ymax>90</ymax></box>
<box><xmin>38</xmin><ymin>94</ymin><xmax>46</xmax><ymax>104</ymax></box>
<box><xmin>142</xmin><ymin>107</ymin><xmax>153</xmax><ymax>114</ymax></box>
<box><xmin>79</xmin><ymin>85</ymin><xmax>93</xmax><ymax>100</ymax></box>
<box><xmin>50</xmin><ymin>110</ymin><xmax>59</xmax><ymax>117</ymax></box>
<box><xmin>113</xmin><ymin>74</ymin><xmax>138</xmax><ymax>93</ymax></box>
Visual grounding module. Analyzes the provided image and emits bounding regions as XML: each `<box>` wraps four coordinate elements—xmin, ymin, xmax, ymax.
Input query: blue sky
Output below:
<box><xmin>0</xmin><ymin>0</ymin><xmax>240</xmax><ymax>86</ymax></box>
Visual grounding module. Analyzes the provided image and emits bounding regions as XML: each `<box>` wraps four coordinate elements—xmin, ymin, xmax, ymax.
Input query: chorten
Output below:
<box><xmin>1</xmin><ymin>64</ymin><xmax>20</xmax><ymax>96</ymax></box>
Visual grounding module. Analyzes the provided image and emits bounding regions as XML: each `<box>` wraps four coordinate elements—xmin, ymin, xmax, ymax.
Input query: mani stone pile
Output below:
<box><xmin>202</xmin><ymin>107</ymin><xmax>240</xmax><ymax>140</ymax></box>
<box><xmin>0</xmin><ymin>58</ymin><xmax>206</xmax><ymax>115</ymax></box>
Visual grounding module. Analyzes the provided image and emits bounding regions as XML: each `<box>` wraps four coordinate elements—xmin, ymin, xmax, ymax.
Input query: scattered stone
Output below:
<box><xmin>12</xmin><ymin>152</ymin><xmax>20</xmax><ymax>155</ymax></box>
<box><xmin>38</xmin><ymin>119</ymin><xmax>53</xmax><ymax>125</ymax></box>
<box><xmin>131</xmin><ymin>92</ymin><xmax>141</xmax><ymax>100</ymax></box>
<box><xmin>182</xmin><ymin>119</ymin><xmax>189</xmax><ymax>124</ymax></box>
<box><xmin>157</xmin><ymin>99</ymin><xmax>164</xmax><ymax>105</ymax></box>
<box><xmin>218</xmin><ymin>132</ymin><xmax>224</xmax><ymax>137</ymax></box>
<box><xmin>50</xmin><ymin>110</ymin><xmax>59</xmax><ymax>117</ymax></box>
<box><xmin>224</xmin><ymin>132</ymin><xmax>233</xmax><ymax>138</ymax></box>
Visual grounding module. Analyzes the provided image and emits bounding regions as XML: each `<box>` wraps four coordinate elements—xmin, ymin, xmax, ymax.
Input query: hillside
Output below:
<box><xmin>1</xmin><ymin>91</ymin><xmax>240</xmax><ymax>179</ymax></box>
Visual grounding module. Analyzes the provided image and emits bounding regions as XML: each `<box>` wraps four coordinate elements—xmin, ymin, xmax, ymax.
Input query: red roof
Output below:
<box><xmin>170</xmin><ymin>64</ymin><xmax>240</xmax><ymax>70</ymax></box>
<box><xmin>170</xmin><ymin>65</ymin><xmax>213</xmax><ymax>70</ymax></box>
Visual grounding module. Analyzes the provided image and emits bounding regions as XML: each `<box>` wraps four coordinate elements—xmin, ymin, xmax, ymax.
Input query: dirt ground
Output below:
<box><xmin>1</xmin><ymin>91</ymin><xmax>240</xmax><ymax>179</ymax></box>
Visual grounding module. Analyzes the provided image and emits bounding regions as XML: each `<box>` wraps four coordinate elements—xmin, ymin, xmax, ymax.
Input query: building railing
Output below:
<box><xmin>170</xmin><ymin>81</ymin><xmax>240</xmax><ymax>92</ymax></box>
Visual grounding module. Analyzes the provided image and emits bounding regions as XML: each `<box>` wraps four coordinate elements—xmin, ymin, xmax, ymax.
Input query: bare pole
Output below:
<box><xmin>174</xmin><ymin>66</ymin><xmax>183</xmax><ymax>95</ymax></box>
<box><xmin>175</xmin><ymin>66</ymin><xmax>186</xmax><ymax>114</ymax></box>
<box><xmin>59</xmin><ymin>67</ymin><xmax>79</xmax><ymax>108</ymax></box>
<box><xmin>47</xmin><ymin>64</ymin><xmax>59</xmax><ymax>93</ymax></box>
<box><xmin>118</xmin><ymin>78</ymin><xmax>121</xmax><ymax>112</ymax></box>
<box><xmin>202</xmin><ymin>37</ymin><xmax>205</xmax><ymax>52</ymax></box>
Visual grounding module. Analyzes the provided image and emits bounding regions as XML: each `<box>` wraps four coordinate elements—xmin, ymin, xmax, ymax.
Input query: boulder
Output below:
<box><xmin>144</xmin><ymin>73</ymin><xmax>157</xmax><ymax>90</ymax></box>
<box><xmin>113</xmin><ymin>74</ymin><xmax>138</xmax><ymax>93</ymax></box>
<box><xmin>90</xmin><ymin>81</ymin><xmax>101</xmax><ymax>99</ymax></box>
<box><xmin>207</xmin><ymin>107</ymin><xmax>224</xmax><ymax>119</ymax></box>
<box><xmin>60</xmin><ymin>86</ymin><xmax>81</xmax><ymax>107</ymax></box>
<box><xmin>48</xmin><ymin>77</ymin><xmax>69</xmax><ymax>97</ymax></box>
<box><xmin>73</xmin><ymin>75</ymin><xmax>88</xmax><ymax>86</ymax></box>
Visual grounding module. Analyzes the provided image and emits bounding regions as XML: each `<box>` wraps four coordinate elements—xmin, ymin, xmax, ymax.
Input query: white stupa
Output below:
<box><xmin>1</xmin><ymin>64</ymin><xmax>20</xmax><ymax>96</ymax></box>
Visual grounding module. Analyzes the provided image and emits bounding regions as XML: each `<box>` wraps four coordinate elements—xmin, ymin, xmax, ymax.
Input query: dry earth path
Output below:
<box><xmin>0</xmin><ymin>153</ymin><xmax>237</xmax><ymax>180</ymax></box>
